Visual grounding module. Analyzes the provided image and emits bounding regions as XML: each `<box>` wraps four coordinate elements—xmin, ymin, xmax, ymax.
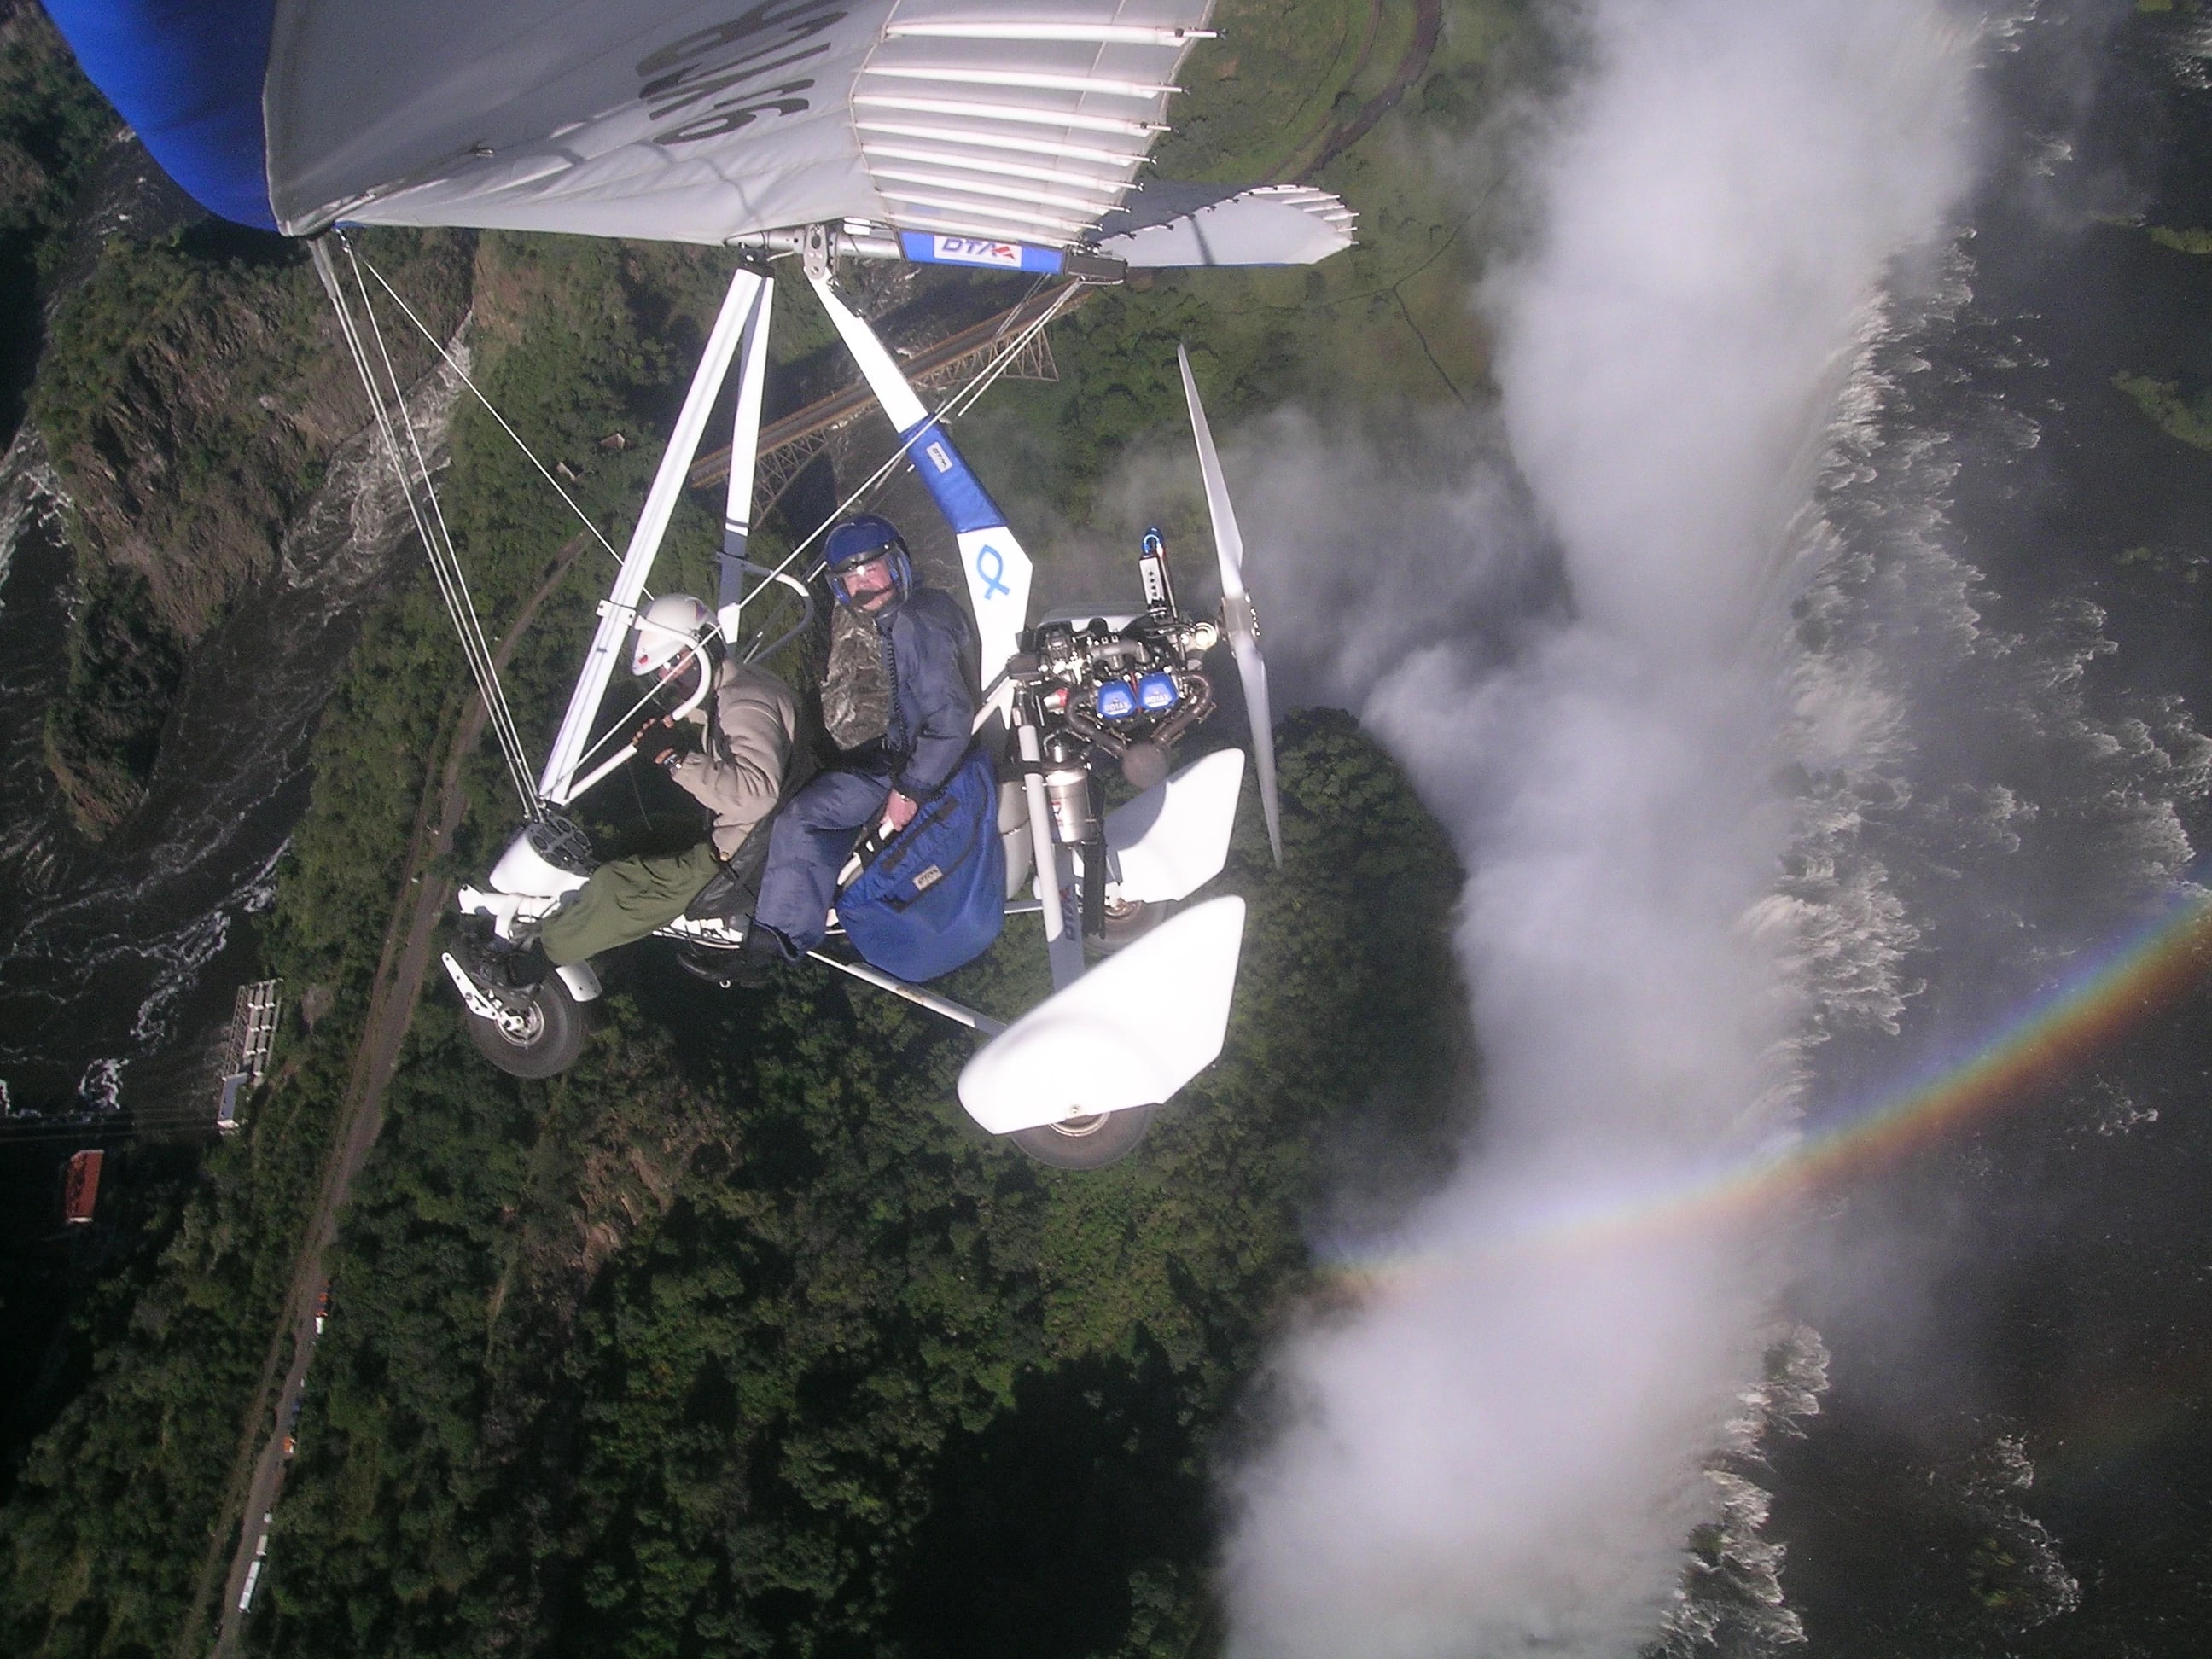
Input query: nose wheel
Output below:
<box><xmin>1009</xmin><ymin>1104</ymin><xmax>1155</xmax><ymax>1169</ymax></box>
<box><xmin>1088</xmin><ymin>894</ymin><xmax>1164</xmax><ymax>951</ymax></box>
<box><xmin>447</xmin><ymin>952</ymin><xmax>592</xmax><ymax>1079</ymax></box>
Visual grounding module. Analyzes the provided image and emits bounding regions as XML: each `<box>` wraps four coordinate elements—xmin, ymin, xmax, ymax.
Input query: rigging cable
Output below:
<box><xmin>731</xmin><ymin>275</ymin><xmax>1085</xmax><ymax>615</ymax></box>
<box><xmin>341</xmin><ymin>236</ymin><xmax>538</xmax><ymax>809</ymax></box>
<box><xmin>326</xmin><ymin>249</ymin><xmax>1079</xmax><ymax>795</ymax></box>
<box><xmin>549</xmin><ymin>272</ymin><xmax>1083</xmax><ymax>791</ymax></box>
<box><xmin>352</xmin><ymin>251</ymin><xmax>625</xmax><ymax>569</ymax></box>
<box><xmin>309</xmin><ymin>236</ymin><xmax>540</xmax><ymax>816</ymax></box>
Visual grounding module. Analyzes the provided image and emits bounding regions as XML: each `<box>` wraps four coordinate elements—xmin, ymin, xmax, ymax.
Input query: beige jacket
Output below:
<box><xmin>666</xmin><ymin>661</ymin><xmax>797</xmax><ymax>858</ymax></box>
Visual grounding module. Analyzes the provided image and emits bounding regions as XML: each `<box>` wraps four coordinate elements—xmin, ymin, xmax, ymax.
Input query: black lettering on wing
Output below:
<box><xmin>640</xmin><ymin>17</ymin><xmax>841</xmax><ymax>102</ymax></box>
<box><xmin>647</xmin><ymin>41</ymin><xmax>832</xmax><ymax>120</ymax></box>
<box><xmin>636</xmin><ymin>0</ymin><xmax>844</xmax><ymax>79</ymax></box>
<box><xmin>652</xmin><ymin>81</ymin><xmax>816</xmax><ymax>145</ymax></box>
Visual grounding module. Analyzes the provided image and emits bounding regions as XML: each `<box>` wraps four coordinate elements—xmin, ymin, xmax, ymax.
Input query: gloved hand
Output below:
<box><xmin>634</xmin><ymin>716</ymin><xmax>696</xmax><ymax>765</ymax></box>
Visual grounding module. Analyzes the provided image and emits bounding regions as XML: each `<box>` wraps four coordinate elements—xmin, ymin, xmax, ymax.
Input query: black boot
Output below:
<box><xmin>730</xmin><ymin>923</ymin><xmax>792</xmax><ymax>990</ymax></box>
<box><xmin>498</xmin><ymin>938</ymin><xmax>552</xmax><ymax>992</ymax></box>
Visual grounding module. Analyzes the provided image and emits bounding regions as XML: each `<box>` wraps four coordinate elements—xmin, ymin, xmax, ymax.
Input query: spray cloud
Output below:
<box><xmin>1218</xmin><ymin>1</ymin><xmax>1977</xmax><ymax>1652</ymax></box>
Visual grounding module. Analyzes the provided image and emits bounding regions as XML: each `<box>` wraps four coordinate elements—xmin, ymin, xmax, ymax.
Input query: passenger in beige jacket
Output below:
<box><xmin>492</xmin><ymin>594</ymin><xmax>798</xmax><ymax>987</ymax></box>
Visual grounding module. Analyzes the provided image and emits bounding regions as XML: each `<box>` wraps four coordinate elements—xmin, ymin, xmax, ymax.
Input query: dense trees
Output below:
<box><xmin>31</xmin><ymin>223</ymin><xmax>470</xmax><ymax>830</ymax></box>
<box><xmin>0</xmin><ymin>0</ymin><xmax>110</xmax><ymax>434</ymax></box>
<box><xmin>249</xmin><ymin>713</ymin><xmax>1464</xmax><ymax>1659</ymax></box>
<box><xmin>0</xmin><ymin>228</ymin><xmax>734</xmax><ymax>1659</ymax></box>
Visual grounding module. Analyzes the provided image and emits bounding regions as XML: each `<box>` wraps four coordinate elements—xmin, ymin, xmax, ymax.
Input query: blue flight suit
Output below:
<box><xmin>751</xmin><ymin>585</ymin><xmax>979</xmax><ymax>958</ymax></box>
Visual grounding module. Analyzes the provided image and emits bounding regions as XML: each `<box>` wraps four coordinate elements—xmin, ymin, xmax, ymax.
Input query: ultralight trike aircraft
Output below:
<box><xmin>43</xmin><ymin>0</ymin><xmax>1356</xmax><ymax>1166</ymax></box>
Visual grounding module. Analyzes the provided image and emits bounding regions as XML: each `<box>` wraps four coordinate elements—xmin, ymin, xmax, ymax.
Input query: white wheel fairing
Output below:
<box><xmin>1103</xmin><ymin>748</ymin><xmax>1244</xmax><ymax>905</ymax></box>
<box><xmin>958</xmin><ymin>895</ymin><xmax>1245</xmax><ymax>1135</ymax></box>
<box><xmin>1010</xmin><ymin>1104</ymin><xmax>1155</xmax><ymax>1169</ymax></box>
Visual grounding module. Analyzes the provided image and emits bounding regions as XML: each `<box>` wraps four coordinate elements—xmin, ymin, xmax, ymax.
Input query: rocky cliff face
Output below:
<box><xmin>37</xmin><ymin>235</ymin><xmax>471</xmax><ymax>636</ymax></box>
<box><xmin>0</xmin><ymin>0</ymin><xmax>114</xmax><ymax>434</ymax></box>
<box><xmin>26</xmin><ymin>223</ymin><xmax>472</xmax><ymax>830</ymax></box>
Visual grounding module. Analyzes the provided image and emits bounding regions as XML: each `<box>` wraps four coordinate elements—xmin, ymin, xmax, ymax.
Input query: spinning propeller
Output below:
<box><xmin>1177</xmin><ymin>344</ymin><xmax>1282</xmax><ymax>865</ymax></box>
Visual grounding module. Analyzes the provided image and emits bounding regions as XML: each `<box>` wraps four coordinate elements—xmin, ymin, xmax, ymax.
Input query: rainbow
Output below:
<box><xmin>1787</xmin><ymin>884</ymin><xmax>2212</xmax><ymax>1188</ymax></box>
<box><xmin>1324</xmin><ymin>885</ymin><xmax>2212</xmax><ymax>1281</ymax></box>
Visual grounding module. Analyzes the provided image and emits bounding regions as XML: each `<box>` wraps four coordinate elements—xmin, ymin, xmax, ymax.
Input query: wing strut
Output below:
<box><xmin>717</xmin><ymin>276</ymin><xmax>775</xmax><ymax>619</ymax></box>
<box><xmin>539</xmin><ymin>265</ymin><xmax>770</xmax><ymax>807</ymax></box>
<box><xmin>806</xmin><ymin>950</ymin><xmax>1008</xmax><ymax>1035</ymax></box>
<box><xmin>806</xmin><ymin>272</ymin><xmax>1036</xmax><ymax>694</ymax></box>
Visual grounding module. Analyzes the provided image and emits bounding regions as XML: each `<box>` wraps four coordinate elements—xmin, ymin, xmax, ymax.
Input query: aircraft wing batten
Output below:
<box><xmin>47</xmin><ymin>0</ymin><xmax>1220</xmax><ymax>247</ymax></box>
<box><xmin>49</xmin><ymin>0</ymin><xmax>1359</xmax><ymax>266</ymax></box>
<box><xmin>853</xmin><ymin>0</ymin><xmax>1214</xmax><ymax>244</ymax></box>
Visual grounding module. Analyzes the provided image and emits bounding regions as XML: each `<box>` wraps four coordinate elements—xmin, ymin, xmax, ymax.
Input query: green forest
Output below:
<box><xmin>0</xmin><ymin>0</ymin><xmax>1528</xmax><ymax>1652</ymax></box>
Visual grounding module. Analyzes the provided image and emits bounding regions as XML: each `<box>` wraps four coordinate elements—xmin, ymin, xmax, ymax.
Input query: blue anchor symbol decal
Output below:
<box><xmin>975</xmin><ymin>543</ymin><xmax>1011</xmax><ymax>600</ymax></box>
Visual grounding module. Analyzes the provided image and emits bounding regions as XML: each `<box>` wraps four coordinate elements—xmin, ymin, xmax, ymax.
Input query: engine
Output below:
<box><xmin>1004</xmin><ymin>529</ymin><xmax>1220</xmax><ymax>800</ymax></box>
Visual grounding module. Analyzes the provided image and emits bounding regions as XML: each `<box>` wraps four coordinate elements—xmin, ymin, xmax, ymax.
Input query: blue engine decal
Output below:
<box><xmin>1137</xmin><ymin>671</ymin><xmax>1179</xmax><ymax>712</ymax></box>
<box><xmin>1096</xmin><ymin>680</ymin><xmax>1139</xmax><ymax>721</ymax></box>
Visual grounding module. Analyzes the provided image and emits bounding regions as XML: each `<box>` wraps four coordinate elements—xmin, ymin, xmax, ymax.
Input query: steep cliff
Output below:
<box><xmin>28</xmin><ymin>226</ymin><xmax>472</xmax><ymax>830</ymax></box>
<box><xmin>0</xmin><ymin>0</ymin><xmax>111</xmax><ymax>439</ymax></box>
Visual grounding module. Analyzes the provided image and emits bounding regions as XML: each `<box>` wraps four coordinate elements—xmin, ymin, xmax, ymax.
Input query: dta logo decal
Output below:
<box><xmin>931</xmin><ymin>237</ymin><xmax>1024</xmax><ymax>268</ymax></box>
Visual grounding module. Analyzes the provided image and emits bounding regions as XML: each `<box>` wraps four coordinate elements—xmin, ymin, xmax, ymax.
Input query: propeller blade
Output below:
<box><xmin>1178</xmin><ymin>343</ymin><xmax>1282</xmax><ymax>864</ymax></box>
<box><xmin>1231</xmin><ymin>629</ymin><xmax>1280</xmax><ymax>865</ymax></box>
<box><xmin>1179</xmin><ymin>342</ymin><xmax>1245</xmax><ymax>599</ymax></box>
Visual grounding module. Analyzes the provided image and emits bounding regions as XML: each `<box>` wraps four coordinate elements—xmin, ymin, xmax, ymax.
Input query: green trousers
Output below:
<box><xmin>539</xmin><ymin>840</ymin><xmax>723</xmax><ymax>966</ymax></box>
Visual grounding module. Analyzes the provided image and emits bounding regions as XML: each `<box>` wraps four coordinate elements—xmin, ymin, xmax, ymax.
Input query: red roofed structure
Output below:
<box><xmin>62</xmin><ymin>1150</ymin><xmax>102</xmax><ymax>1225</ymax></box>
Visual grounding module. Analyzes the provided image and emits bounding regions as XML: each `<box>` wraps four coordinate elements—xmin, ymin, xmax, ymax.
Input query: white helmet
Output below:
<box><xmin>631</xmin><ymin>593</ymin><xmax>713</xmax><ymax>677</ymax></box>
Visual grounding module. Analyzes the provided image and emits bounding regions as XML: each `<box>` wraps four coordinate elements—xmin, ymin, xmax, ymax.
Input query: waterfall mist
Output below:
<box><xmin>1213</xmin><ymin>1</ymin><xmax>1980</xmax><ymax>1651</ymax></box>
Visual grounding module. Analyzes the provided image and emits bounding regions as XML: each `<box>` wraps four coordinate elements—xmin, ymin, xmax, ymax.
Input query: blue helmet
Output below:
<box><xmin>824</xmin><ymin>513</ymin><xmax>913</xmax><ymax>611</ymax></box>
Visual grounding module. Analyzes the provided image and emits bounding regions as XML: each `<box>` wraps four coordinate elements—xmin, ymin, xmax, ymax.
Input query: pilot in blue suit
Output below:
<box><xmin>742</xmin><ymin>514</ymin><xmax>979</xmax><ymax>979</ymax></box>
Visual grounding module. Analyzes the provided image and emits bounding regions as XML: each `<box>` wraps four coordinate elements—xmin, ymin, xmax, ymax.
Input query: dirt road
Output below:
<box><xmin>1269</xmin><ymin>0</ymin><xmax>1444</xmax><ymax>184</ymax></box>
<box><xmin>185</xmin><ymin>542</ymin><xmax>583</xmax><ymax>1659</ymax></box>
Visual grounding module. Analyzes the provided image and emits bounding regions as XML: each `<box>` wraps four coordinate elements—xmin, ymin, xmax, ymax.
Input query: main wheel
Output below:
<box><xmin>1009</xmin><ymin>1104</ymin><xmax>1155</xmax><ymax>1169</ymax></box>
<box><xmin>463</xmin><ymin>972</ymin><xmax>590</xmax><ymax>1079</ymax></box>
<box><xmin>1087</xmin><ymin>894</ymin><xmax>1164</xmax><ymax>952</ymax></box>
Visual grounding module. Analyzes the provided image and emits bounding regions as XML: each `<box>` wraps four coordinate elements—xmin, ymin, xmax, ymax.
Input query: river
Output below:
<box><xmin>1758</xmin><ymin>2</ymin><xmax>2212</xmax><ymax>1648</ymax></box>
<box><xmin>0</xmin><ymin>323</ymin><xmax>459</xmax><ymax>1459</ymax></box>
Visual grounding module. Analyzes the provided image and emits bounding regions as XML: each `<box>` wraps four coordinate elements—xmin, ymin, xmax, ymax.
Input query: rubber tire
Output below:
<box><xmin>1087</xmin><ymin>895</ymin><xmax>1164</xmax><ymax>952</ymax></box>
<box><xmin>464</xmin><ymin>972</ymin><xmax>590</xmax><ymax>1079</ymax></box>
<box><xmin>1010</xmin><ymin>1104</ymin><xmax>1155</xmax><ymax>1169</ymax></box>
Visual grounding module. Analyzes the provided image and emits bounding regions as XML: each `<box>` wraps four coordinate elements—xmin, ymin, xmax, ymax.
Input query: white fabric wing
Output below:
<box><xmin>265</xmin><ymin>0</ymin><xmax>1214</xmax><ymax>243</ymax></box>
